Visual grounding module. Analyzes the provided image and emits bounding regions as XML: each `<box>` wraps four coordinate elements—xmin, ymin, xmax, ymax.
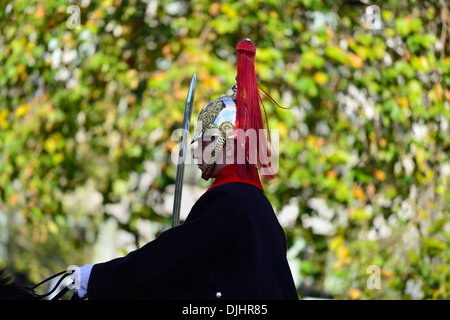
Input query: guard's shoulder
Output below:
<box><xmin>191</xmin><ymin>185</ymin><xmax>235</xmax><ymax>211</ymax></box>
<box><xmin>196</xmin><ymin>183</ymin><xmax>266</xmax><ymax>210</ymax></box>
<box><xmin>195</xmin><ymin>183</ymin><xmax>259</xmax><ymax>207</ymax></box>
<box><xmin>213</xmin><ymin>183</ymin><xmax>263</xmax><ymax>196</ymax></box>
<box><xmin>186</xmin><ymin>185</ymin><xmax>239</xmax><ymax>223</ymax></box>
<box><xmin>201</xmin><ymin>184</ymin><xmax>235</xmax><ymax>198</ymax></box>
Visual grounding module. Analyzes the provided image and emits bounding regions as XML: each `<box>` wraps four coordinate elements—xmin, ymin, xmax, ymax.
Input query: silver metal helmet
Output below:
<box><xmin>191</xmin><ymin>86</ymin><xmax>237</xmax><ymax>180</ymax></box>
<box><xmin>190</xmin><ymin>38</ymin><xmax>277</xmax><ymax>182</ymax></box>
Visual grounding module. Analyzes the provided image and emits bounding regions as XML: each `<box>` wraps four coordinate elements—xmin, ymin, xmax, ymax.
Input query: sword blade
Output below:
<box><xmin>172</xmin><ymin>73</ymin><xmax>196</xmax><ymax>227</ymax></box>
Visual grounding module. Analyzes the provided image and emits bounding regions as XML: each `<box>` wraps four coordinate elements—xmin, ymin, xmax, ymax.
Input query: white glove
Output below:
<box><xmin>69</xmin><ymin>264</ymin><xmax>94</xmax><ymax>299</ymax></box>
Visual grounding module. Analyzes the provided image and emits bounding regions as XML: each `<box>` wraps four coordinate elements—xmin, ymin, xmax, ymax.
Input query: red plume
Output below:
<box><xmin>235</xmin><ymin>39</ymin><xmax>275</xmax><ymax>181</ymax></box>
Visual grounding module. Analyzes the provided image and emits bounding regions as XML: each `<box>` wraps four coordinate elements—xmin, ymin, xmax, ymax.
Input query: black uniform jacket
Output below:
<box><xmin>87</xmin><ymin>182</ymin><xmax>298</xmax><ymax>300</ymax></box>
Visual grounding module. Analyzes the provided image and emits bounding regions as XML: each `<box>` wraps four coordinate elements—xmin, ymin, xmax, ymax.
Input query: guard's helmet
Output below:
<box><xmin>191</xmin><ymin>39</ymin><xmax>276</xmax><ymax>181</ymax></box>
<box><xmin>190</xmin><ymin>87</ymin><xmax>237</xmax><ymax>180</ymax></box>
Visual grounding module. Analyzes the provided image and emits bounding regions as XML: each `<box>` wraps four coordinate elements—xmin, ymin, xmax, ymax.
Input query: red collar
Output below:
<box><xmin>206</xmin><ymin>164</ymin><xmax>264</xmax><ymax>193</ymax></box>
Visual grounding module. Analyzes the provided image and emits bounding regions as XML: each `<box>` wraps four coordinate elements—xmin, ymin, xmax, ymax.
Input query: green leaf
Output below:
<box><xmin>113</xmin><ymin>179</ymin><xmax>128</xmax><ymax>196</ymax></box>
<box><xmin>300</xmin><ymin>50</ymin><xmax>326</xmax><ymax>69</ymax></box>
<box><xmin>325</xmin><ymin>46</ymin><xmax>350</xmax><ymax>65</ymax></box>
<box><xmin>297</xmin><ymin>76</ymin><xmax>318</xmax><ymax>97</ymax></box>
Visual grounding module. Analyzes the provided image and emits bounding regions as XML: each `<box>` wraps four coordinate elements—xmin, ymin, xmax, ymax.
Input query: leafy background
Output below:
<box><xmin>0</xmin><ymin>0</ymin><xmax>449</xmax><ymax>299</ymax></box>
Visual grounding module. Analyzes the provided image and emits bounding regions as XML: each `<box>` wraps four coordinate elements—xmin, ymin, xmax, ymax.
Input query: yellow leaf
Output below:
<box><xmin>52</xmin><ymin>152</ymin><xmax>64</xmax><ymax>165</ymax></box>
<box><xmin>381</xmin><ymin>269</ymin><xmax>394</xmax><ymax>281</ymax></box>
<box><xmin>16</xmin><ymin>104</ymin><xmax>31</xmax><ymax>117</ymax></box>
<box><xmin>337</xmin><ymin>246</ymin><xmax>349</xmax><ymax>260</ymax></box>
<box><xmin>302</xmin><ymin>179</ymin><xmax>310</xmax><ymax>188</ymax></box>
<box><xmin>39</xmin><ymin>103</ymin><xmax>54</xmax><ymax>117</ymax></box>
<box><xmin>18</xmin><ymin>65</ymin><xmax>26</xmax><ymax>75</ymax></box>
<box><xmin>94</xmin><ymin>8</ymin><xmax>102</xmax><ymax>19</ymax></box>
<box><xmin>434</xmin><ymin>84</ymin><xmax>442</xmax><ymax>101</ymax></box>
<box><xmin>426</xmin><ymin>169</ymin><xmax>434</xmax><ymax>181</ymax></box>
<box><xmin>418</xmin><ymin>56</ymin><xmax>429</xmax><ymax>72</ymax></box>
<box><xmin>167</xmin><ymin>140</ymin><xmax>176</xmax><ymax>152</ymax></box>
<box><xmin>397</xmin><ymin>96</ymin><xmax>409</xmax><ymax>107</ymax></box>
<box><xmin>436</xmin><ymin>185</ymin><xmax>445</xmax><ymax>195</ymax></box>
<box><xmin>203</xmin><ymin>75</ymin><xmax>221</xmax><ymax>92</ymax></box>
<box><xmin>48</xmin><ymin>220</ymin><xmax>58</xmax><ymax>234</ymax></box>
<box><xmin>220</xmin><ymin>3</ymin><xmax>238</xmax><ymax>19</ymax></box>
<box><xmin>326</xmin><ymin>169</ymin><xmax>337</xmax><ymax>179</ymax></box>
<box><xmin>44</xmin><ymin>133</ymin><xmax>63</xmax><ymax>154</ymax></box>
<box><xmin>349</xmin><ymin>208</ymin><xmax>356</xmax><ymax>218</ymax></box>
<box><xmin>352</xmin><ymin>185</ymin><xmax>366</xmax><ymax>201</ymax></box>
<box><xmin>114</xmin><ymin>147</ymin><xmax>122</xmax><ymax>157</ymax></box>
<box><xmin>314</xmin><ymin>72</ymin><xmax>329</xmax><ymax>85</ymax></box>
<box><xmin>348</xmin><ymin>288</ymin><xmax>362</xmax><ymax>300</ymax></box>
<box><xmin>87</xmin><ymin>19</ymin><xmax>96</xmax><ymax>27</ymax></box>
<box><xmin>374</xmin><ymin>168</ymin><xmax>386</xmax><ymax>181</ymax></box>
<box><xmin>35</xmin><ymin>3</ymin><xmax>45</xmax><ymax>19</ymax></box>
<box><xmin>348</xmin><ymin>52</ymin><xmax>363</xmax><ymax>68</ymax></box>
<box><xmin>127</xmin><ymin>69</ymin><xmax>139</xmax><ymax>90</ymax></box>
<box><xmin>0</xmin><ymin>109</ymin><xmax>8</xmax><ymax>129</ymax></box>
<box><xmin>330</xmin><ymin>235</ymin><xmax>344</xmax><ymax>251</ymax></box>
<box><xmin>279</xmin><ymin>122</ymin><xmax>287</xmax><ymax>139</ymax></box>
<box><xmin>162</xmin><ymin>44</ymin><xmax>171</xmax><ymax>57</ymax></box>
<box><xmin>154</xmin><ymin>72</ymin><xmax>166</xmax><ymax>81</ymax></box>
<box><xmin>346</xmin><ymin>37</ymin><xmax>356</xmax><ymax>47</ymax></box>
<box><xmin>269</xmin><ymin>10</ymin><xmax>279</xmax><ymax>19</ymax></box>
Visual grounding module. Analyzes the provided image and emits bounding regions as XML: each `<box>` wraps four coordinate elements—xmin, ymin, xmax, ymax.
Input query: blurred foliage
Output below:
<box><xmin>0</xmin><ymin>0</ymin><xmax>449</xmax><ymax>299</ymax></box>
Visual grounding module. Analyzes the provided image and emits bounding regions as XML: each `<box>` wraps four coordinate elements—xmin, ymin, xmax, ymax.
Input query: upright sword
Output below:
<box><xmin>172</xmin><ymin>73</ymin><xmax>196</xmax><ymax>227</ymax></box>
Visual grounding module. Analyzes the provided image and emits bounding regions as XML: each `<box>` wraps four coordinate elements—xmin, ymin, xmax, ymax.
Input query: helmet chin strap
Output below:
<box><xmin>200</xmin><ymin>135</ymin><xmax>225</xmax><ymax>181</ymax></box>
<box><xmin>201</xmin><ymin>162</ymin><xmax>216</xmax><ymax>181</ymax></box>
